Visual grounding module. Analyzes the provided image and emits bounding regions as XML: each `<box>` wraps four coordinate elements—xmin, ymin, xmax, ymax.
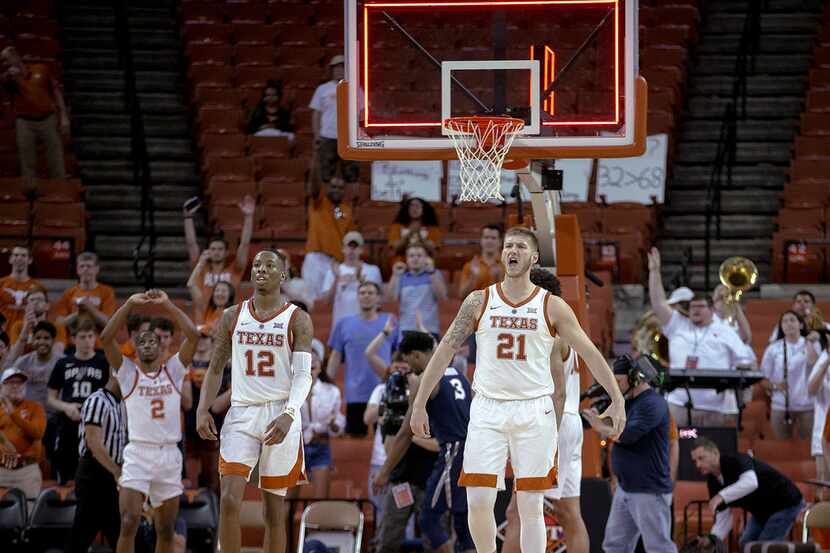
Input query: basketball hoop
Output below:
<box><xmin>444</xmin><ymin>116</ymin><xmax>525</xmax><ymax>203</ymax></box>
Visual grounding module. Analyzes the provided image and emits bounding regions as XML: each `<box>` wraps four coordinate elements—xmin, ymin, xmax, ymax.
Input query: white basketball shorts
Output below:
<box><xmin>545</xmin><ymin>412</ymin><xmax>583</xmax><ymax>500</ymax></box>
<box><xmin>459</xmin><ymin>394</ymin><xmax>558</xmax><ymax>491</ymax></box>
<box><xmin>219</xmin><ymin>400</ymin><xmax>306</xmax><ymax>496</ymax></box>
<box><xmin>120</xmin><ymin>442</ymin><xmax>183</xmax><ymax>507</ymax></box>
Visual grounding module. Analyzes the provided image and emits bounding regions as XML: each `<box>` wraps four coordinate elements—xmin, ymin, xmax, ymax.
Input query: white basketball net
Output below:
<box><xmin>444</xmin><ymin>117</ymin><xmax>525</xmax><ymax>203</ymax></box>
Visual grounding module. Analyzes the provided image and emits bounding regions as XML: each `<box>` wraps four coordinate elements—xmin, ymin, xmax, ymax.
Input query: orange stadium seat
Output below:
<box><xmin>36</xmin><ymin>178</ymin><xmax>83</xmax><ymax>203</ymax></box>
<box><xmin>235</xmin><ymin>65</ymin><xmax>278</xmax><ymax>91</ymax></box>
<box><xmin>270</xmin><ymin>5</ymin><xmax>315</xmax><ymax>25</ymax></box>
<box><xmin>0</xmin><ymin>201</ymin><xmax>29</xmax><ymax>236</ymax></box>
<box><xmin>187</xmin><ymin>44</ymin><xmax>233</xmax><ymax>66</ymax></box>
<box><xmin>201</xmin><ymin>133</ymin><xmax>247</xmax><ymax>158</ymax></box>
<box><xmin>752</xmin><ymin>439</ymin><xmax>812</xmax><ymax>463</ymax></box>
<box><xmin>205</xmin><ymin>156</ymin><xmax>256</xmax><ymax>185</ymax></box>
<box><xmin>259</xmin><ymin>179</ymin><xmax>305</xmax><ymax>206</ymax></box>
<box><xmin>247</xmin><ymin>136</ymin><xmax>291</xmax><ymax>159</ymax></box>
<box><xmin>209</xmin><ymin>204</ymin><xmax>262</xmax><ymax>233</ymax></box>
<box><xmin>232</xmin><ymin>23</ymin><xmax>276</xmax><ymax>46</ymax></box>
<box><xmin>808</xmin><ymin>90</ymin><xmax>830</xmax><ymax>113</ymax></box>
<box><xmin>276</xmin><ymin>26</ymin><xmax>324</xmax><ymax>47</ymax></box>
<box><xmin>782</xmin><ymin>182</ymin><xmax>830</xmax><ymax>208</ymax></box>
<box><xmin>453</xmin><ymin>205</ymin><xmax>505</xmax><ymax>235</ymax></box>
<box><xmin>256</xmin><ymin>158</ymin><xmax>307</xmax><ymax>184</ymax></box>
<box><xmin>777</xmin><ymin>207</ymin><xmax>825</xmax><ymax>233</ymax></box>
<box><xmin>274</xmin><ymin>46</ymin><xmax>328</xmax><ymax>68</ymax></box>
<box><xmin>260</xmin><ymin>205</ymin><xmax>307</xmax><ymax>236</ymax></box>
<box><xmin>226</xmin><ymin>2</ymin><xmax>267</xmax><ymax>23</ymax></box>
<box><xmin>801</xmin><ymin>113</ymin><xmax>830</xmax><ymax>136</ymax></box>
<box><xmin>180</xmin><ymin>3</ymin><xmax>225</xmax><ymax>24</ymax></box>
<box><xmin>194</xmin><ymin>86</ymin><xmax>242</xmax><ymax>109</ymax></box>
<box><xmin>32</xmin><ymin>202</ymin><xmax>86</xmax><ymax>250</ymax></box>
<box><xmin>234</xmin><ymin>45</ymin><xmax>275</xmax><ymax>67</ymax></box>
<box><xmin>772</xmin><ymin>229</ymin><xmax>825</xmax><ymax>282</ymax></box>
<box><xmin>208</xmin><ymin>179</ymin><xmax>258</xmax><ymax>206</ymax></box>
<box><xmin>188</xmin><ymin>65</ymin><xmax>234</xmax><ymax>89</ymax></box>
<box><xmin>796</xmin><ymin>136</ymin><xmax>830</xmax><ymax>160</ymax></box>
<box><xmin>354</xmin><ymin>203</ymin><xmax>398</xmax><ymax>240</ymax></box>
<box><xmin>815</xmin><ymin>46</ymin><xmax>830</xmax><ymax>68</ymax></box>
<box><xmin>183</xmin><ymin>22</ymin><xmax>232</xmax><ymax>45</ymax></box>
<box><xmin>791</xmin><ymin>160</ymin><xmax>830</xmax><ymax>184</ymax></box>
<box><xmin>198</xmin><ymin>108</ymin><xmax>243</xmax><ymax>134</ymax></box>
<box><xmin>15</xmin><ymin>36</ymin><xmax>59</xmax><ymax>61</ymax></box>
<box><xmin>810</xmin><ymin>68</ymin><xmax>830</xmax><ymax>88</ymax></box>
<box><xmin>648</xmin><ymin>110</ymin><xmax>675</xmax><ymax>134</ymax></box>
<box><xmin>641</xmin><ymin>45</ymin><xmax>687</xmax><ymax>69</ymax></box>
<box><xmin>0</xmin><ymin>177</ymin><xmax>28</xmax><ymax>202</ymax></box>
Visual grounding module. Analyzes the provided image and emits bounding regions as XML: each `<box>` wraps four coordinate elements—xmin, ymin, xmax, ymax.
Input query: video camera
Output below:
<box><xmin>579</xmin><ymin>354</ymin><xmax>663</xmax><ymax>428</ymax></box>
<box><xmin>379</xmin><ymin>370</ymin><xmax>410</xmax><ymax>438</ymax></box>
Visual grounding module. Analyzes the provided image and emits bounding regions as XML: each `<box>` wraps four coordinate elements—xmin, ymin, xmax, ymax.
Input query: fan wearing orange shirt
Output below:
<box><xmin>187</xmin><ymin>251</ymin><xmax>237</xmax><ymax>332</ymax></box>
<box><xmin>0</xmin><ymin>367</ymin><xmax>47</xmax><ymax>501</ymax></box>
<box><xmin>183</xmin><ymin>195</ymin><xmax>256</xmax><ymax>300</ymax></box>
<box><xmin>302</xmin><ymin>173</ymin><xmax>356</xmax><ymax>302</ymax></box>
<box><xmin>54</xmin><ymin>252</ymin><xmax>117</xmax><ymax>332</ymax></box>
<box><xmin>458</xmin><ymin>224</ymin><xmax>505</xmax><ymax>298</ymax></box>
<box><xmin>0</xmin><ymin>245</ymin><xmax>44</xmax><ymax>333</ymax></box>
<box><xmin>7</xmin><ymin>287</ymin><xmax>66</xmax><ymax>358</ymax></box>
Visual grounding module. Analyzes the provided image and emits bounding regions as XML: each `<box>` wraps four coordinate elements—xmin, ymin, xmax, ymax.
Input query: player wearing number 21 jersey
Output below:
<box><xmin>101</xmin><ymin>288</ymin><xmax>199</xmax><ymax>553</ymax></box>
<box><xmin>196</xmin><ymin>250</ymin><xmax>315</xmax><ymax>553</ymax></box>
<box><xmin>411</xmin><ymin>227</ymin><xmax>627</xmax><ymax>553</ymax></box>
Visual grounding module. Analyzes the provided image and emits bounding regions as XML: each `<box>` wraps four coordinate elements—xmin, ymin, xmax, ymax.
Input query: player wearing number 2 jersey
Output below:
<box><xmin>411</xmin><ymin>227</ymin><xmax>627</xmax><ymax>553</ymax></box>
<box><xmin>196</xmin><ymin>250</ymin><xmax>314</xmax><ymax>553</ymax></box>
<box><xmin>101</xmin><ymin>288</ymin><xmax>198</xmax><ymax>553</ymax></box>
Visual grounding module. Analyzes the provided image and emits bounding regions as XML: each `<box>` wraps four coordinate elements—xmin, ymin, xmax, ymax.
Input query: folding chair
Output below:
<box><xmin>179</xmin><ymin>488</ymin><xmax>218</xmax><ymax>553</ymax></box>
<box><xmin>803</xmin><ymin>502</ymin><xmax>830</xmax><ymax>542</ymax></box>
<box><xmin>0</xmin><ymin>487</ymin><xmax>27</xmax><ymax>549</ymax></box>
<box><xmin>22</xmin><ymin>487</ymin><xmax>77</xmax><ymax>552</ymax></box>
<box><xmin>296</xmin><ymin>501</ymin><xmax>364</xmax><ymax>553</ymax></box>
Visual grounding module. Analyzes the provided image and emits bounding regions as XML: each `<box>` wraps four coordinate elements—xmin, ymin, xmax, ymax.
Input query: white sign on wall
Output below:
<box><xmin>555</xmin><ymin>158</ymin><xmax>593</xmax><ymax>203</ymax></box>
<box><xmin>371</xmin><ymin>160</ymin><xmax>443</xmax><ymax>202</ymax></box>
<box><xmin>595</xmin><ymin>133</ymin><xmax>668</xmax><ymax>204</ymax></box>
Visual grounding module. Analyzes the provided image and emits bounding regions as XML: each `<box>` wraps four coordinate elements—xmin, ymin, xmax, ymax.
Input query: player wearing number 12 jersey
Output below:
<box><xmin>411</xmin><ymin>227</ymin><xmax>627</xmax><ymax>553</ymax></box>
<box><xmin>196</xmin><ymin>250</ymin><xmax>314</xmax><ymax>553</ymax></box>
<box><xmin>101</xmin><ymin>288</ymin><xmax>198</xmax><ymax>553</ymax></box>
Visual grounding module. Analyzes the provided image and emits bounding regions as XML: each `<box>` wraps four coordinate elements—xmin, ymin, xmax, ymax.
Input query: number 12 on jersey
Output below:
<box><xmin>497</xmin><ymin>333</ymin><xmax>527</xmax><ymax>361</ymax></box>
<box><xmin>245</xmin><ymin>350</ymin><xmax>275</xmax><ymax>377</ymax></box>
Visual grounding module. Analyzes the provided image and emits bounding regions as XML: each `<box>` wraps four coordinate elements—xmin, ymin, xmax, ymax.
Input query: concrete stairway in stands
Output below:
<box><xmin>658</xmin><ymin>0</ymin><xmax>825</xmax><ymax>291</ymax></box>
<box><xmin>59</xmin><ymin>0</ymin><xmax>199</xmax><ymax>290</ymax></box>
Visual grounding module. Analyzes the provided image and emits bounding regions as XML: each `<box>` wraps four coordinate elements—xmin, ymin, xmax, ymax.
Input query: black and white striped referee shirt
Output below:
<box><xmin>78</xmin><ymin>387</ymin><xmax>127</xmax><ymax>465</ymax></box>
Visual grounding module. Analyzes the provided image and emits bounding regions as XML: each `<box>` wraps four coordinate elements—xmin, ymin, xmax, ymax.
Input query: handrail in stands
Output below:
<box><xmin>703</xmin><ymin>1</ymin><xmax>762</xmax><ymax>291</ymax></box>
<box><xmin>115</xmin><ymin>0</ymin><xmax>157</xmax><ymax>289</ymax></box>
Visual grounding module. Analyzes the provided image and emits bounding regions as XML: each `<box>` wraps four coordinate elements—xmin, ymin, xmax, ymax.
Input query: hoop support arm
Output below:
<box><xmin>517</xmin><ymin>164</ymin><xmax>559</xmax><ymax>269</ymax></box>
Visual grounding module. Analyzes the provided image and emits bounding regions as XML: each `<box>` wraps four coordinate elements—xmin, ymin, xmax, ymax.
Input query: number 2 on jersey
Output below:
<box><xmin>150</xmin><ymin>399</ymin><xmax>164</xmax><ymax>419</ymax></box>
<box><xmin>496</xmin><ymin>333</ymin><xmax>527</xmax><ymax>361</ymax></box>
<box><xmin>245</xmin><ymin>350</ymin><xmax>275</xmax><ymax>377</ymax></box>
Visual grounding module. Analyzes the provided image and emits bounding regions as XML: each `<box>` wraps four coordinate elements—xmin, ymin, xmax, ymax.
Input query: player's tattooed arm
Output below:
<box><xmin>441</xmin><ymin>289</ymin><xmax>485</xmax><ymax>350</ymax></box>
<box><xmin>290</xmin><ymin>309</ymin><xmax>314</xmax><ymax>353</ymax></box>
<box><xmin>196</xmin><ymin>305</ymin><xmax>239</xmax><ymax>440</ymax></box>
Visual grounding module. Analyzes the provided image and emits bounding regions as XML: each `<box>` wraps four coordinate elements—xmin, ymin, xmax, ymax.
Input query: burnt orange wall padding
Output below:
<box><xmin>551</xmin><ymin>215</ymin><xmax>602</xmax><ymax>479</ymax></box>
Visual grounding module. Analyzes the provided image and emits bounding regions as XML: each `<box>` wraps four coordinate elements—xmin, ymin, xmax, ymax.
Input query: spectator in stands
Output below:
<box><xmin>47</xmin><ymin>319</ymin><xmax>109</xmax><ymax>483</ymax></box>
<box><xmin>278</xmin><ymin>249</ymin><xmax>315</xmax><ymax>312</ymax></box>
<box><xmin>71</xmin><ymin>375</ymin><xmax>125</xmax><ymax>553</ymax></box>
<box><xmin>386</xmin><ymin>243</ymin><xmax>448</xmax><ymax>337</ymax></box>
<box><xmin>648</xmin><ymin>248</ymin><xmax>755</xmax><ymax>427</ymax></box>
<box><xmin>310</xmin><ymin>55</ymin><xmax>359</xmax><ymax>184</ymax></box>
<box><xmin>120</xmin><ymin>314</ymin><xmax>150</xmax><ymax>361</ymax></box>
<box><xmin>0</xmin><ymin>46</ymin><xmax>69</xmax><ymax>185</ymax></box>
<box><xmin>691</xmin><ymin>437</ymin><xmax>803</xmax><ymax>547</ymax></box>
<box><xmin>0</xmin><ymin>245</ymin><xmax>43</xmax><ymax>331</ymax></box>
<box><xmin>760</xmin><ymin>311</ymin><xmax>819</xmax><ymax>440</ymax></box>
<box><xmin>388</xmin><ymin>197</ymin><xmax>442</xmax><ymax>258</ymax></box>
<box><xmin>185</xmin><ymin>329</ymin><xmax>229</xmax><ymax>494</ymax></box>
<box><xmin>808</xmin><ymin>341</ymin><xmax>830</xmax><ymax>499</ymax></box>
<box><xmin>7</xmin><ymin>287</ymin><xmax>66</xmax><ymax>357</ymax></box>
<box><xmin>246</xmin><ymin>79</ymin><xmax>295</xmax><ymax>139</ymax></box>
<box><xmin>320</xmin><ymin>231</ymin><xmax>383</xmax><ymax>331</ymax></box>
<box><xmin>8</xmin><ymin>320</ymin><xmax>60</xmax><ymax>410</ymax></box>
<box><xmin>0</xmin><ymin>367</ymin><xmax>46</xmax><ymax>502</ymax></box>
<box><xmin>712</xmin><ymin>284</ymin><xmax>752</xmax><ymax>344</ymax></box>
<box><xmin>183</xmin><ymin>195</ymin><xmax>256</xmax><ymax>298</ymax></box>
<box><xmin>328</xmin><ymin>282</ymin><xmax>395</xmax><ymax>436</ymax></box>
<box><xmin>769</xmin><ymin>290</ymin><xmax>830</xmax><ymax>342</ymax></box>
<box><xmin>187</xmin><ymin>256</ymin><xmax>235</xmax><ymax>330</ymax></box>
<box><xmin>54</xmin><ymin>252</ymin><xmax>116</xmax><ymax>333</ymax></box>
<box><xmin>299</xmin><ymin>339</ymin><xmax>344</xmax><ymax>498</ymax></box>
<box><xmin>303</xmin><ymin>175</ymin><xmax>355</xmax><ymax>300</ymax></box>
<box><xmin>458</xmin><ymin>224</ymin><xmax>504</xmax><ymax>297</ymax></box>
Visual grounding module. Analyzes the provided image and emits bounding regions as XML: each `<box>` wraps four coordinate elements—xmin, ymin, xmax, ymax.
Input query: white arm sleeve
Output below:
<box><xmin>286</xmin><ymin>351</ymin><xmax>313</xmax><ymax>413</ymax></box>
<box><xmin>718</xmin><ymin>470</ymin><xmax>759</xmax><ymax>504</ymax></box>
<box><xmin>711</xmin><ymin>509</ymin><xmax>733</xmax><ymax>540</ymax></box>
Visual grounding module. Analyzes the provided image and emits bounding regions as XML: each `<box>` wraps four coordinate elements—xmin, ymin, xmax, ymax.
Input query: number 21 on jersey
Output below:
<box><xmin>496</xmin><ymin>333</ymin><xmax>527</xmax><ymax>361</ymax></box>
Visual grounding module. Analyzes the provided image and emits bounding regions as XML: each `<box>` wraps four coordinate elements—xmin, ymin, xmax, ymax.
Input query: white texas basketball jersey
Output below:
<box><xmin>230</xmin><ymin>300</ymin><xmax>298</xmax><ymax>406</ymax></box>
<box><xmin>562</xmin><ymin>347</ymin><xmax>581</xmax><ymax>414</ymax></box>
<box><xmin>474</xmin><ymin>283</ymin><xmax>557</xmax><ymax>400</ymax></box>
<box><xmin>118</xmin><ymin>355</ymin><xmax>186</xmax><ymax>444</ymax></box>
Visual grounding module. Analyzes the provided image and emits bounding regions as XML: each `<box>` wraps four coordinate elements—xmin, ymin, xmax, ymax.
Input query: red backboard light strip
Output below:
<box><xmin>362</xmin><ymin>0</ymin><xmax>621</xmax><ymax>129</ymax></box>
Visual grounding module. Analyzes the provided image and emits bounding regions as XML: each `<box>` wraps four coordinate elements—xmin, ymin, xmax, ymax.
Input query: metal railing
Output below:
<box><xmin>115</xmin><ymin>0</ymin><xmax>156</xmax><ymax>289</ymax></box>
<box><xmin>703</xmin><ymin>1</ymin><xmax>762</xmax><ymax>291</ymax></box>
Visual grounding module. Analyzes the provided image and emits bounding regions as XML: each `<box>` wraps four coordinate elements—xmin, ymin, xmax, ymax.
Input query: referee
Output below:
<box><xmin>69</xmin><ymin>374</ymin><xmax>126</xmax><ymax>553</ymax></box>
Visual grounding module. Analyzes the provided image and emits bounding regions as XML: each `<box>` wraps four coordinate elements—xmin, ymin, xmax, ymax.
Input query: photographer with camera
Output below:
<box><xmin>583</xmin><ymin>354</ymin><xmax>677</xmax><ymax>553</ymax></box>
